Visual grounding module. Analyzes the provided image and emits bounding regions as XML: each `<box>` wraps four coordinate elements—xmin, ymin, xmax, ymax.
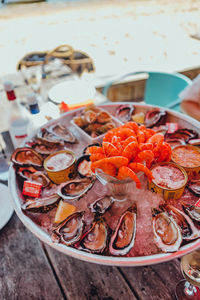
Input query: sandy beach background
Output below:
<box><xmin>0</xmin><ymin>0</ymin><xmax>200</xmax><ymax>77</ymax></box>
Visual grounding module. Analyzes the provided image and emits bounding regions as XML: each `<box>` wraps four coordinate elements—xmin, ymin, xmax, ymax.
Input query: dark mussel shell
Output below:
<box><xmin>22</xmin><ymin>194</ymin><xmax>60</xmax><ymax>213</ymax></box>
<box><xmin>187</xmin><ymin>180</ymin><xmax>200</xmax><ymax>196</ymax></box>
<box><xmin>83</xmin><ymin>143</ymin><xmax>101</xmax><ymax>155</ymax></box>
<box><xmin>115</xmin><ymin>104</ymin><xmax>134</xmax><ymax>123</ymax></box>
<box><xmin>165</xmin><ymin>129</ymin><xmax>198</xmax><ymax>144</ymax></box>
<box><xmin>145</xmin><ymin>109</ymin><xmax>166</xmax><ymax>128</ymax></box>
<box><xmin>89</xmin><ymin>196</ymin><xmax>113</xmax><ymax>215</ymax></box>
<box><xmin>79</xmin><ymin>218</ymin><xmax>108</xmax><ymax>253</ymax></box>
<box><xmin>57</xmin><ymin>177</ymin><xmax>95</xmax><ymax>201</ymax></box>
<box><xmin>52</xmin><ymin>211</ymin><xmax>85</xmax><ymax>246</ymax></box>
<box><xmin>18</xmin><ymin>168</ymin><xmax>50</xmax><ymax>187</ymax></box>
<box><xmin>109</xmin><ymin>204</ymin><xmax>137</xmax><ymax>256</ymax></box>
<box><xmin>47</xmin><ymin>124</ymin><xmax>77</xmax><ymax>144</ymax></box>
<box><xmin>76</xmin><ymin>155</ymin><xmax>93</xmax><ymax>178</ymax></box>
<box><xmin>37</xmin><ymin>128</ymin><xmax>63</xmax><ymax>146</ymax></box>
<box><xmin>182</xmin><ymin>204</ymin><xmax>200</xmax><ymax>225</ymax></box>
<box><xmin>11</xmin><ymin>147</ymin><xmax>43</xmax><ymax>167</ymax></box>
<box><xmin>161</xmin><ymin>204</ymin><xmax>199</xmax><ymax>241</ymax></box>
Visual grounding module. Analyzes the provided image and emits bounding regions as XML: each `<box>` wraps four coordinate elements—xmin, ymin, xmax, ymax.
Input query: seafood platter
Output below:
<box><xmin>9</xmin><ymin>103</ymin><xmax>200</xmax><ymax>266</ymax></box>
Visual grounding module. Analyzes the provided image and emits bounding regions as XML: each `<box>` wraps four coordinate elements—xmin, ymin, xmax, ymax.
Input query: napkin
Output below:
<box><xmin>180</xmin><ymin>74</ymin><xmax>200</xmax><ymax>121</ymax></box>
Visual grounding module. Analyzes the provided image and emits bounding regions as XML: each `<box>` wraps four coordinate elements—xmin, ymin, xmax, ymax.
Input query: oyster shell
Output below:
<box><xmin>32</xmin><ymin>143</ymin><xmax>61</xmax><ymax>156</ymax></box>
<box><xmin>52</xmin><ymin>211</ymin><xmax>85</xmax><ymax>246</ymax></box>
<box><xmin>11</xmin><ymin>147</ymin><xmax>43</xmax><ymax>167</ymax></box>
<box><xmin>22</xmin><ymin>194</ymin><xmax>60</xmax><ymax>213</ymax></box>
<box><xmin>188</xmin><ymin>139</ymin><xmax>200</xmax><ymax>146</ymax></box>
<box><xmin>187</xmin><ymin>180</ymin><xmax>200</xmax><ymax>196</ymax></box>
<box><xmin>182</xmin><ymin>204</ymin><xmax>200</xmax><ymax>225</ymax></box>
<box><xmin>152</xmin><ymin>208</ymin><xmax>182</xmax><ymax>252</ymax></box>
<box><xmin>165</xmin><ymin>129</ymin><xmax>198</xmax><ymax>144</ymax></box>
<box><xmin>145</xmin><ymin>109</ymin><xmax>166</xmax><ymax>128</ymax></box>
<box><xmin>47</xmin><ymin>124</ymin><xmax>77</xmax><ymax>144</ymax></box>
<box><xmin>76</xmin><ymin>155</ymin><xmax>93</xmax><ymax>178</ymax></box>
<box><xmin>37</xmin><ymin>128</ymin><xmax>63</xmax><ymax>146</ymax></box>
<box><xmin>109</xmin><ymin>204</ymin><xmax>137</xmax><ymax>256</ymax></box>
<box><xmin>161</xmin><ymin>204</ymin><xmax>199</xmax><ymax>241</ymax></box>
<box><xmin>115</xmin><ymin>104</ymin><xmax>134</xmax><ymax>123</ymax></box>
<box><xmin>18</xmin><ymin>168</ymin><xmax>50</xmax><ymax>187</ymax></box>
<box><xmin>80</xmin><ymin>218</ymin><xmax>108</xmax><ymax>253</ymax></box>
<box><xmin>89</xmin><ymin>196</ymin><xmax>113</xmax><ymax>215</ymax></box>
<box><xmin>57</xmin><ymin>177</ymin><xmax>95</xmax><ymax>201</ymax></box>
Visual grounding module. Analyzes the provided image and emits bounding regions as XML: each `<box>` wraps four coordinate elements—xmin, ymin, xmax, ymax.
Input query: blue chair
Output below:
<box><xmin>102</xmin><ymin>71</ymin><xmax>192</xmax><ymax>111</ymax></box>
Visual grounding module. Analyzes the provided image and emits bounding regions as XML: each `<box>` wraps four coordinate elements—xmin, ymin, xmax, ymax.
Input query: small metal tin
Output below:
<box><xmin>171</xmin><ymin>145</ymin><xmax>200</xmax><ymax>176</ymax></box>
<box><xmin>148</xmin><ymin>162</ymin><xmax>188</xmax><ymax>201</ymax></box>
<box><xmin>44</xmin><ymin>150</ymin><xmax>76</xmax><ymax>184</ymax></box>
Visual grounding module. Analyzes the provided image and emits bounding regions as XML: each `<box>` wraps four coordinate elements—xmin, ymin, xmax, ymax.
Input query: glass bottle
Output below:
<box><xmin>4</xmin><ymin>81</ymin><xmax>30</xmax><ymax>148</ymax></box>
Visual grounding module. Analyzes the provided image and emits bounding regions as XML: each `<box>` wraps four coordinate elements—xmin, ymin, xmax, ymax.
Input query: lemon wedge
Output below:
<box><xmin>54</xmin><ymin>200</ymin><xmax>76</xmax><ymax>223</ymax></box>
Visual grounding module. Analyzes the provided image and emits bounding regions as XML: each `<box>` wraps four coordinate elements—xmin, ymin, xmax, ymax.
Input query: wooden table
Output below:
<box><xmin>0</xmin><ymin>70</ymin><xmax>187</xmax><ymax>300</ymax></box>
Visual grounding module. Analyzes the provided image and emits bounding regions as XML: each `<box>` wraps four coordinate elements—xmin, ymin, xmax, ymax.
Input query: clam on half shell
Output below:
<box><xmin>152</xmin><ymin>208</ymin><xmax>182</xmax><ymax>253</ymax></box>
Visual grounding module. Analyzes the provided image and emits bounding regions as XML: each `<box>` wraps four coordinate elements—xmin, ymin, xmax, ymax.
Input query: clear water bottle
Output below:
<box><xmin>4</xmin><ymin>81</ymin><xmax>30</xmax><ymax>148</ymax></box>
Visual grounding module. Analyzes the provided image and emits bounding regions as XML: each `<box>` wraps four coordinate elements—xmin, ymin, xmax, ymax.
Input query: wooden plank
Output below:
<box><xmin>45</xmin><ymin>245</ymin><xmax>137</xmax><ymax>300</ymax></box>
<box><xmin>119</xmin><ymin>259</ymin><xmax>182</xmax><ymax>300</ymax></box>
<box><xmin>0</xmin><ymin>213</ymin><xmax>64</xmax><ymax>300</ymax></box>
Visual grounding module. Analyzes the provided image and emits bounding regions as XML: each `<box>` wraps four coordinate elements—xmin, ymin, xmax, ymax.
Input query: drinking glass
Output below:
<box><xmin>21</xmin><ymin>65</ymin><xmax>42</xmax><ymax>93</ymax></box>
<box><xmin>95</xmin><ymin>168</ymin><xmax>140</xmax><ymax>203</ymax></box>
<box><xmin>175</xmin><ymin>249</ymin><xmax>200</xmax><ymax>300</ymax></box>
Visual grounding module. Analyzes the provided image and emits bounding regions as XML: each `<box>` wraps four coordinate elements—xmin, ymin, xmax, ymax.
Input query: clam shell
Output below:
<box><xmin>89</xmin><ymin>196</ymin><xmax>113</xmax><ymax>215</ymax></box>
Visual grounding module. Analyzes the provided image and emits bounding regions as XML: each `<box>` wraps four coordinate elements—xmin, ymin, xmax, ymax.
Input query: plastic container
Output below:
<box><xmin>70</xmin><ymin>115</ymin><xmax>122</xmax><ymax>144</ymax></box>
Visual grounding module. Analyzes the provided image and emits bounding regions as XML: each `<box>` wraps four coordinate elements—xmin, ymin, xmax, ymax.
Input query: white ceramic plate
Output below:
<box><xmin>0</xmin><ymin>183</ymin><xmax>14</xmax><ymax>230</ymax></box>
<box><xmin>9</xmin><ymin>103</ymin><xmax>200</xmax><ymax>266</ymax></box>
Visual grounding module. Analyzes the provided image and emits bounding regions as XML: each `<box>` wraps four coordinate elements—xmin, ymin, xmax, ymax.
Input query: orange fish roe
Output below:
<box><xmin>89</xmin><ymin>122</ymin><xmax>172</xmax><ymax>188</ymax></box>
<box><xmin>172</xmin><ymin>145</ymin><xmax>200</xmax><ymax>168</ymax></box>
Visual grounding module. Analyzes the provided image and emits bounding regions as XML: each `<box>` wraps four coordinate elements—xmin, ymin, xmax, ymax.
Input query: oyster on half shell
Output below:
<box><xmin>89</xmin><ymin>196</ymin><xmax>113</xmax><ymax>215</ymax></box>
<box><xmin>79</xmin><ymin>218</ymin><xmax>108</xmax><ymax>254</ymax></box>
<box><xmin>47</xmin><ymin>124</ymin><xmax>77</xmax><ymax>144</ymax></box>
<box><xmin>57</xmin><ymin>177</ymin><xmax>95</xmax><ymax>201</ymax></box>
<box><xmin>18</xmin><ymin>168</ymin><xmax>50</xmax><ymax>188</ymax></box>
<box><xmin>152</xmin><ymin>208</ymin><xmax>182</xmax><ymax>252</ymax></box>
<box><xmin>109</xmin><ymin>204</ymin><xmax>137</xmax><ymax>256</ymax></box>
<box><xmin>182</xmin><ymin>204</ymin><xmax>200</xmax><ymax>225</ymax></box>
<box><xmin>22</xmin><ymin>194</ymin><xmax>60</xmax><ymax>213</ymax></box>
<box><xmin>52</xmin><ymin>211</ymin><xmax>85</xmax><ymax>246</ymax></box>
<box><xmin>11</xmin><ymin>147</ymin><xmax>43</xmax><ymax>167</ymax></box>
<box><xmin>161</xmin><ymin>204</ymin><xmax>200</xmax><ymax>241</ymax></box>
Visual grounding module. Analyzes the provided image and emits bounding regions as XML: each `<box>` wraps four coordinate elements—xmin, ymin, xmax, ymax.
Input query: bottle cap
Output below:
<box><xmin>27</xmin><ymin>93</ymin><xmax>40</xmax><ymax>114</ymax></box>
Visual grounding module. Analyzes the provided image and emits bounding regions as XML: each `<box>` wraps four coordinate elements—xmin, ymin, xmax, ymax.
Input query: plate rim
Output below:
<box><xmin>9</xmin><ymin>102</ymin><xmax>200</xmax><ymax>266</ymax></box>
